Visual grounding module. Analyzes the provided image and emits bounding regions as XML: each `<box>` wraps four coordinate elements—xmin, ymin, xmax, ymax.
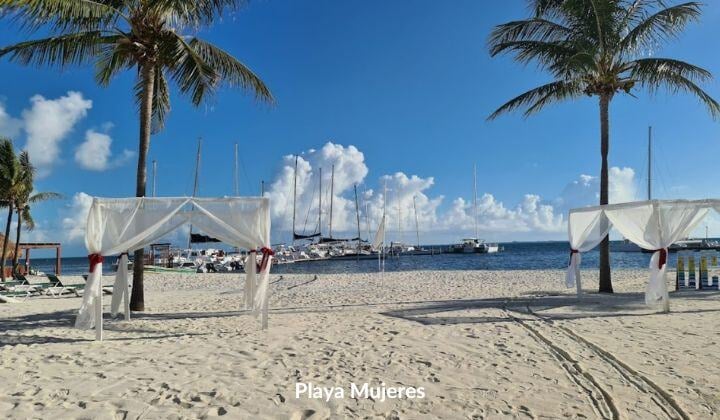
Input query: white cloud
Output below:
<box><xmin>75</xmin><ymin>128</ymin><xmax>135</xmax><ymax>171</ymax></box>
<box><xmin>0</xmin><ymin>102</ymin><xmax>22</xmax><ymax>138</ymax></box>
<box><xmin>265</xmin><ymin>143</ymin><xmax>639</xmax><ymax>243</ymax></box>
<box><xmin>554</xmin><ymin>167</ymin><xmax>638</xmax><ymax>213</ymax></box>
<box><xmin>266</xmin><ymin>142</ymin><xmax>369</xmax><ymax>234</ymax></box>
<box><xmin>22</xmin><ymin>91</ymin><xmax>92</xmax><ymax>177</ymax></box>
<box><xmin>61</xmin><ymin>192</ymin><xmax>94</xmax><ymax>242</ymax></box>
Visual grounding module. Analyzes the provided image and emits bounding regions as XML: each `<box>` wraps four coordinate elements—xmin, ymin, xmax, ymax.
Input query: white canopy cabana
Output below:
<box><xmin>74</xmin><ymin>197</ymin><xmax>273</xmax><ymax>340</ymax></box>
<box><xmin>566</xmin><ymin>199</ymin><xmax>720</xmax><ymax>312</ymax></box>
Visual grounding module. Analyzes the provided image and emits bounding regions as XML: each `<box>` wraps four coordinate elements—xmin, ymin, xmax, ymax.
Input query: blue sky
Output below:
<box><xmin>2</xmin><ymin>1</ymin><xmax>720</xmax><ymax>256</ymax></box>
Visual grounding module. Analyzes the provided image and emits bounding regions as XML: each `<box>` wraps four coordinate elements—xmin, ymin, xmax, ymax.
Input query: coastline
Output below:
<box><xmin>2</xmin><ymin>269</ymin><xmax>719</xmax><ymax>418</ymax></box>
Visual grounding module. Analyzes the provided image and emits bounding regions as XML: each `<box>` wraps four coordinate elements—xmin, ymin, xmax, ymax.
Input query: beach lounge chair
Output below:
<box><xmin>42</xmin><ymin>274</ymin><xmax>85</xmax><ymax>297</ymax></box>
<box><xmin>0</xmin><ymin>280</ymin><xmax>40</xmax><ymax>300</ymax></box>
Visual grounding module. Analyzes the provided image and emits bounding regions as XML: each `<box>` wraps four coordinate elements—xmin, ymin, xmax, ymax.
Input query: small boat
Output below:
<box><xmin>450</xmin><ymin>238</ymin><xmax>499</xmax><ymax>254</ymax></box>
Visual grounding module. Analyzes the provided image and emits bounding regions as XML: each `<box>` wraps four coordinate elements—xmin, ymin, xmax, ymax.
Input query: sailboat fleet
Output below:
<box><xmin>121</xmin><ymin>145</ymin><xmax>503</xmax><ymax>272</ymax></box>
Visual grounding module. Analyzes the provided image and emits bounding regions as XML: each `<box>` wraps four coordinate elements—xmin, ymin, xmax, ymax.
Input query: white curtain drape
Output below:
<box><xmin>76</xmin><ymin>197</ymin><xmax>271</xmax><ymax>339</ymax></box>
<box><xmin>110</xmin><ymin>253</ymin><xmax>131</xmax><ymax>320</ymax></box>
<box><xmin>604</xmin><ymin>201</ymin><xmax>708</xmax><ymax>311</ymax></box>
<box><xmin>566</xmin><ymin>209</ymin><xmax>612</xmax><ymax>294</ymax></box>
<box><xmin>569</xmin><ymin>200</ymin><xmax>711</xmax><ymax>312</ymax></box>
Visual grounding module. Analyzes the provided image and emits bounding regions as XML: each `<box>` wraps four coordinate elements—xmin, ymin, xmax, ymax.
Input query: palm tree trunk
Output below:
<box><xmin>0</xmin><ymin>202</ymin><xmax>13</xmax><ymax>281</ymax></box>
<box><xmin>12</xmin><ymin>207</ymin><xmax>21</xmax><ymax>276</ymax></box>
<box><xmin>130</xmin><ymin>63</ymin><xmax>156</xmax><ymax>312</ymax></box>
<box><xmin>598</xmin><ymin>93</ymin><xmax>613</xmax><ymax>293</ymax></box>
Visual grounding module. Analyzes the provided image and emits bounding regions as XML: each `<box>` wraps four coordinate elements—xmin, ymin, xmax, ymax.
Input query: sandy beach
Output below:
<box><xmin>2</xmin><ymin>269</ymin><xmax>719</xmax><ymax>419</ymax></box>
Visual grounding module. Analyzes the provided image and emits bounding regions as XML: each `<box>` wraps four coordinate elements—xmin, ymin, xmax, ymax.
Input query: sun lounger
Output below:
<box><xmin>0</xmin><ymin>280</ymin><xmax>40</xmax><ymax>300</ymax></box>
<box><xmin>42</xmin><ymin>274</ymin><xmax>84</xmax><ymax>297</ymax></box>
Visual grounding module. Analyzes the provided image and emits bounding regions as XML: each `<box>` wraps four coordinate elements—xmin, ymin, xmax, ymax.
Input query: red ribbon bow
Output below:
<box><xmin>250</xmin><ymin>247</ymin><xmax>275</xmax><ymax>272</ymax></box>
<box><xmin>88</xmin><ymin>253</ymin><xmax>104</xmax><ymax>273</ymax></box>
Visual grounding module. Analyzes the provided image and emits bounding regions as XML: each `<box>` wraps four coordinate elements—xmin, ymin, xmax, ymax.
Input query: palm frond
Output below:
<box><xmin>488</xmin><ymin>79</ymin><xmax>583</xmax><ymax>120</ymax></box>
<box><xmin>17</xmin><ymin>150</ymin><xmax>34</xmax><ymax>186</ymax></box>
<box><xmin>620</xmin><ymin>2</ymin><xmax>702</xmax><ymax>52</ymax></box>
<box><xmin>95</xmin><ymin>36</ymin><xmax>134</xmax><ymax>86</ymax></box>
<box><xmin>0</xmin><ymin>0</ymin><xmax>122</xmax><ymax>32</ymax></box>
<box><xmin>149</xmin><ymin>0</ymin><xmax>247</xmax><ymax>27</ymax></box>
<box><xmin>28</xmin><ymin>191</ymin><xmax>62</xmax><ymax>203</ymax></box>
<box><xmin>151</xmin><ymin>70</ymin><xmax>170</xmax><ymax>133</ymax></box>
<box><xmin>628</xmin><ymin>57</ymin><xmax>712</xmax><ymax>84</ymax></box>
<box><xmin>629</xmin><ymin>58</ymin><xmax>720</xmax><ymax>118</ymax></box>
<box><xmin>189</xmin><ymin>37</ymin><xmax>274</xmax><ymax>103</ymax></box>
<box><xmin>489</xmin><ymin>40</ymin><xmax>577</xmax><ymax>69</ymax></box>
<box><xmin>20</xmin><ymin>207</ymin><xmax>34</xmax><ymax>230</ymax></box>
<box><xmin>0</xmin><ymin>31</ymin><xmax>112</xmax><ymax>68</ymax></box>
<box><xmin>167</xmin><ymin>33</ymin><xmax>219</xmax><ymax>105</ymax></box>
<box><xmin>488</xmin><ymin>18</ymin><xmax>571</xmax><ymax>46</ymax></box>
<box><xmin>0</xmin><ymin>139</ymin><xmax>17</xmax><ymax>186</ymax></box>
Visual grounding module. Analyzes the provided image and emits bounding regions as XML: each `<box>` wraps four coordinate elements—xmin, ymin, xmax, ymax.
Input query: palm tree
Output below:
<box><xmin>487</xmin><ymin>0</ymin><xmax>720</xmax><ymax>293</ymax></box>
<box><xmin>0</xmin><ymin>0</ymin><xmax>274</xmax><ymax>309</ymax></box>
<box><xmin>10</xmin><ymin>153</ymin><xmax>61</xmax><ymax>275</ymax></box>
<box><xmin>0</xmin><ymin>138</ymin><xmax>31</xmax><ymax>281</ymax></box>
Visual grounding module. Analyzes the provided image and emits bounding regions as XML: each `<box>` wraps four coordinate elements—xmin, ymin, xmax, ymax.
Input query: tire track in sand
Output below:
<box><xmin>504</xmin><ymin>301</ymin><xmax>689</xmax><ymax>420</ymax></box>
<box><xmin>502</xmin><ymin>304</ymin><xmax>619</xmax><ymax>420</ymax></box>
<box><xmin>524</xmin><ymin>305</ymin><xmax>689</xmax><ymax>420</ymax></box>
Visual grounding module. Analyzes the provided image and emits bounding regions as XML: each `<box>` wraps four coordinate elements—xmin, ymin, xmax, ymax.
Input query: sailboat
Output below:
<box><xmin>451</xmin><ymin>165</ymin><xmax>500</xmax><ymax>254</ymax></box>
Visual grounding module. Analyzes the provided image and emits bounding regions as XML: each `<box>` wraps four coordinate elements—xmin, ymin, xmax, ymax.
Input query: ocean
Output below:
<box><xmin>26</xmin><ymin>241</ymin><xmax>667</xmax><ymax>276</ymax></box>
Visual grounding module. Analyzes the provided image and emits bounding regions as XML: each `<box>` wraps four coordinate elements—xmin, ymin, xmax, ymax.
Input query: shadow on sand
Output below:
<box><xmin>378</xmin><ymin>290</ymin><xmax>720</xmax><ymax>326</ymax></box>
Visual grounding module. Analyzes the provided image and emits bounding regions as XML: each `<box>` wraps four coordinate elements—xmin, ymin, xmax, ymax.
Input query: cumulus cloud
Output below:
<box><xmin>554</xmin><ymin>167</ymin><xmax>638</xmax><ymax>213</ymax></box>
<box><xmin>61</xmin><ymin>192</ymin><xmax>94</xmax><ymax>242</ymax></box>
<box><xmin>22</xmin><ymin>91</ymin><xmax>92</xmax><ymax>177</ymax></box>
<box><xmin>265</xmin><ymin>143</ymin><xmax>639</xmax><ymax>243</ymax></box>
<box><xmin>266</xmin><ymin>142</ymin><xmax>369</xmax><ymax>235</ymax></box>
<box><xmin>0</xmin><ymin>102</ymin><xmax>22</xmax><ymax>138</ymax></box>
<box><xmin>75</xmin><ymin>128</ymin><xmax>135</xmax><ymax>171</ymax></box>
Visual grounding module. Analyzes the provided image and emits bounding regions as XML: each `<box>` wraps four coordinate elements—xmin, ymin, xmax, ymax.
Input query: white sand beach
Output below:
<box><xmin>2</xmin><ymin>269</ymin><xmax>720</xmax><ymax>419</ymax></box>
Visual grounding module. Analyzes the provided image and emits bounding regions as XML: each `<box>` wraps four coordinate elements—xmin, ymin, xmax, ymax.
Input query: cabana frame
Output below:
<box><xmin>567</xmin><ymin>199</ymin><xmax>720</xmax><ymax>312</ymax></box>
<box><xmin>74</xmin><ymin>196</ymin><xmax>273</xmax><ymax>341</ymax></box>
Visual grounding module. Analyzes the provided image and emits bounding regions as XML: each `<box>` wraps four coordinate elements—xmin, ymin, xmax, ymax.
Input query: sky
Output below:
<box><xmin>2</xmin><ymin>0</ymin><xmax>720</xmax><ymax>256</ymax></box>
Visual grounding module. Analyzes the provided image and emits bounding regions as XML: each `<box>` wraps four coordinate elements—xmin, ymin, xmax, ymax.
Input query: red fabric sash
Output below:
<box><xmin>655</xmin><ymin>248</ymin><xmax>668</xmax><ymax>269</ymax></box>
<box><xmin>250</xmin><ymin>247</ymin><xmax>275</xmax><ymax>272</ymax></box>
<box><xmin>88</xmin><ymin>253</ymin><xmax>104</xmax><ymax>273</ymax></box>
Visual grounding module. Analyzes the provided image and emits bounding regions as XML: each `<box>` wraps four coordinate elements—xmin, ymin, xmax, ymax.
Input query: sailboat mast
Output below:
<box><xmin>398</xmin><ymin>191</ymin><xmax>402</xmax><ymax>246</ymax></box>
<box><xmin>292</xmin><ymin>155</ymin><xmax>298</xmax><ymax>245</ymax></box>
<box><xmin>382</xmin><ymin>180</ymin><xmax>387</xmax><ymax>273</ymax></box>
<box><xmin>648</xmin><ymin>126</ymin><xmax>652</xmax><ymax>201</ymax></box>
<box><xmin>473</xmin><ymin>164</ymin><xmax>478</xmax><ymax>239</ymax></box>
<box><xmin>318</xmin><ymin>167</ymin><xmax>322</xmax><ymax>238</ymax></box>
<box><xmin>365</xmin><ymin>205</ymin><xmax>371</xmax><ymax>241</ymax></box>
<box><xmin>413</xmin><ymin>195</ymin><xmax>420</xmax><ymax>249</ymax></box>
<box><xmin>188</xmin><ymin>137</ymin><xmax>202</xmax><ymax>249</ymax></box>
<box><xmin>234</xmin><ymin>143</ymin><xmax>239</xmax><ymax>196</ymax></box>
<box><xmin>354</xmin><ymin>184</ymin><xmax>361</xmax><ymax>256</ymax></box>
<box><xmin>329</xmin><ymin>164</ymin><xmax>334</xmax><ymax>239</ymax></box>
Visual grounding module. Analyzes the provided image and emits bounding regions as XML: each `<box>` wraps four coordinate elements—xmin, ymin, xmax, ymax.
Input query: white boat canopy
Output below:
<box><xmin>75</xmin><ymin>197</ymin><xmax>272</xmax><ymax>340</ymax></box>
<box><xmin>566</xmin><ymin>199</ymin><xmax>720</xmax><ymax>312</ymax></box>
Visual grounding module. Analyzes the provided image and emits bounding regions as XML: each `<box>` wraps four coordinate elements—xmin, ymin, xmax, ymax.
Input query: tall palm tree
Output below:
<box><xmin>10</xmin><ymin>153</ymin><xmax>61</xmax><ymax>275</ymax></box>
<box><xmin>487</xmin><ymin>0</ymin><xmax>719</xmax><ymax>293</ymax></box>
<box><xmin>0</xmin><ymin>0</ymin><xmax>274</xmax><ymax>308</ymax></box>
<box><xmin>0</xmin><ymin>139</ymin><xmax>31</xmax><ymax>281</ymax></box>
